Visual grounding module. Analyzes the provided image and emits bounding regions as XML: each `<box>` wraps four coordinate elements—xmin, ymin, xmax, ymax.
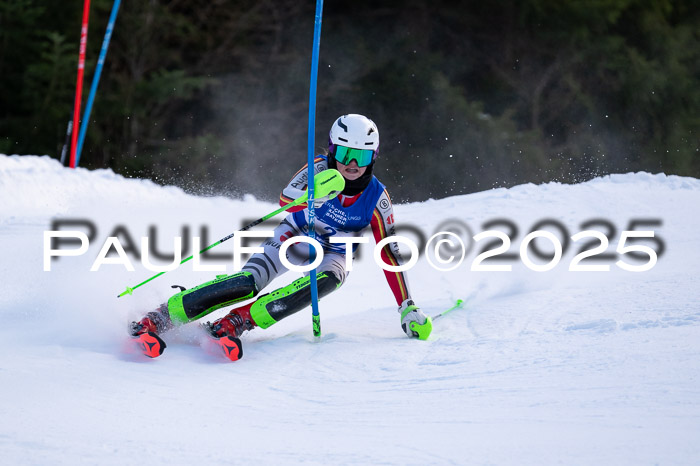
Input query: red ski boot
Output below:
<box><xmin>206</xmin><ymin>303</ymin><xmax>257</xmax><ymax>338</ymax></box>
<box><xmin>203</xmin><ymin>303</ymin><xmax>257</xmax><ymax>361</ymax></box>
<box><xmin>129</xmin><ymin>305</ymin><xmax>171</xmax><ymax>358</ymax></box>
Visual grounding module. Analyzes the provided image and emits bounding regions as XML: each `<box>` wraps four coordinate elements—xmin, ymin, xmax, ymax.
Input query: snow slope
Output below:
<box><xmin>1</xmin><ymin>154</ymin><xmax>699</xmax><ymax>465</ymax></box>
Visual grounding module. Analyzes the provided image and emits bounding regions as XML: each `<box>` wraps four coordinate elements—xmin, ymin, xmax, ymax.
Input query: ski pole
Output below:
<box><xmin>117</xmin><ymin>195</ymin><xmax>308</xmax><ymax>298</ymax></box>
<box><xmin>431</xmin><ymin>299</ymin><xmax>465</xmax><ymax>321</ymax></box>
<box><xmin>116</xmin><ymin>167</ymin><xmax>344</xmax><ymax>298</ymax></box>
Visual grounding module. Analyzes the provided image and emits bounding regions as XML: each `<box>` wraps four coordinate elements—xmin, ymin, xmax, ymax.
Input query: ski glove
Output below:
<box><xmin>399</xmin><ymin>299</ymin><xmax>432</xmax><ymax>340</ymax></box>
<box><xmin>314</xmin><ymin>169</ymin><xmax>345</xmax><ymax>198</ymax></box>
<box><xmin>308</xmin><ymin>169</ymin><xmax>345</xmax><ymax>208</ymax></box>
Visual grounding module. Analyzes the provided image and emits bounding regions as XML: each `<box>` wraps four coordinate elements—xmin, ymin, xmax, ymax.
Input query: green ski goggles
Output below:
<box><xmin>333</xmin><ymin>145</ymin><xmax>375</xmax><ymax>167</ymax></box>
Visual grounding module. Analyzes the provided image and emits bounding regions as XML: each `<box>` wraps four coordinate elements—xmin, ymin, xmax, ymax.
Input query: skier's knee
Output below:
<box><xmin>317</xmin><ymin>271</ymin><xmax>342</xmax><ymax>296</ymax></box>
<box><xmin>316</xmin><ymin>259</ymin><xmax>347</xmax><ymax>285</ymax></box>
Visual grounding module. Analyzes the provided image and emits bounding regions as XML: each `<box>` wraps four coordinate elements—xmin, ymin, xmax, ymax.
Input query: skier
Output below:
<box><xmin>129</xmin><ymin>114</ymin><xmax>432</xmax><ymax>358</ymax></box>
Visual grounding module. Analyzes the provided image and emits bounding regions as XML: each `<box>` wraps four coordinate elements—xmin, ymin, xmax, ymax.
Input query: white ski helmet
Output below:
<box><xmin>329</xmin><ymin>114</ymin><xmax>379</xmax><ymax>163</ymax></box>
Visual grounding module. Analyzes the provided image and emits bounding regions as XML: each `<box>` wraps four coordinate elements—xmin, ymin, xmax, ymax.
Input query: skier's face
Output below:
<box><xmin>336</xmin><ymin>159</ymin><xmax>367</xmax><ymax>181</ymax></box>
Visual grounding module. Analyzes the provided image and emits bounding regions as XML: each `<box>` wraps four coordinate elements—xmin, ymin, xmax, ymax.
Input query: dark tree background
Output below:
<box><xmin>1</xmin><ymin>0</ymin><xmax>698</xmax><ymax>202</ymax></box>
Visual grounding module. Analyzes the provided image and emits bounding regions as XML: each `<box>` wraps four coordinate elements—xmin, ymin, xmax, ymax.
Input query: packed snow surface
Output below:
<box><xmin>1</xmin><ymin>154</ymin><xmax>699</xmax><ymax>465</ymax></box>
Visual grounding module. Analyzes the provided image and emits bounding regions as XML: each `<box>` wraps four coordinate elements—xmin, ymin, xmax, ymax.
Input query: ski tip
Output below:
<box><xmin>134</xmin><ymin>332</ymin><xmax>166</xmax><ymax>358</ymax></box>
<box><xmin>216</xmin><ymin>336</ymin><xmax>243</xmax><ymax>362</ymax></box>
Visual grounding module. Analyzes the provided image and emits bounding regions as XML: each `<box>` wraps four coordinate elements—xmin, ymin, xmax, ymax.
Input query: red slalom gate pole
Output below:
<box><xmin>69</xmin><ymin>0</ymin><xmax>91</xmax><ymax>169</ymax></box>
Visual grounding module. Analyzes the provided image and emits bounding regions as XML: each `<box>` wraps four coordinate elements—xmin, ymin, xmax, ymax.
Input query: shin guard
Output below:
<box><xmin>249</xmin><ymin>272</ymin><xmax>341</xmax><ymax>329</ymax></box>
<box><xmin>167</xmin><ymin>271</ymin><xmax>258</xmax><ymax>324</ymax></box>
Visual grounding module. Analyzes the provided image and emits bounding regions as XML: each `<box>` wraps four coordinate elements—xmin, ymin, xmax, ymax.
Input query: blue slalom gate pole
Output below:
<box><xmin>75</xmin><ymin>0</ymin><xmax>121</xmax><ymax>167</ymax></box>
<box><xmin>307</xmin><ymin>0</ymin><xmax>324</xmax><ymax>339</ymax></box>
